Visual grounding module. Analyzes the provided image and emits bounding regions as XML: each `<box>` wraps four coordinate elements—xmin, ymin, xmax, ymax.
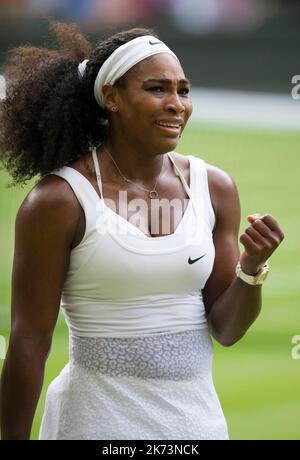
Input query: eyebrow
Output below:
<box><xmin>142</xmin><ymin>78</ymin><xmax>191</xmax><ymax>86</ymax></box>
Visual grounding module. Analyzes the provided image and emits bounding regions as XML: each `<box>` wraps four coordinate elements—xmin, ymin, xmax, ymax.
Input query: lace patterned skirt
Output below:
<box><xmin>39</xmin><ymin>327</ymin><xmax>229</xmax><ymax>440</ymax></box>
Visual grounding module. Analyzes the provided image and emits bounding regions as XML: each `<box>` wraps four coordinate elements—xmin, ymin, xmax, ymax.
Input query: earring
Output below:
<box><xmin>111</xmin><ymin>106</ymin><xmax>118</xmax><ymax>112</ymax></box>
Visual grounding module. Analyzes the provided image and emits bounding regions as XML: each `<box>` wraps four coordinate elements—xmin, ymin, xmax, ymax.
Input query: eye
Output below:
<box><xmin>148</xmin><ymin>86</ymin><xmax>164</xmax><ymax>92</ymax></box>
<box><xmin>179</xmin><ymin>87</ymin><xmax>190</xmax><ymax>96</ymax></box>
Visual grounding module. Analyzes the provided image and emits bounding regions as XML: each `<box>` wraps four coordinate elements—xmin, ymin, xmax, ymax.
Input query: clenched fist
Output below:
<box><xmin>239</xmin><ymin>213</ymin><xmax>285</xmax><ymax>275</ymax></box>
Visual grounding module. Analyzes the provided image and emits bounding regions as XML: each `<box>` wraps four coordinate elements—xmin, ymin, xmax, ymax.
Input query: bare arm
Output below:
<box><xmin>0</xmin><ymin>175</ymin><xmax>80</xmax><ymax>439</ymax></box>
<box><xmin>203</xmin><ymin>165</ymin><xmax>284</xmax><ymax>347</ymax></box>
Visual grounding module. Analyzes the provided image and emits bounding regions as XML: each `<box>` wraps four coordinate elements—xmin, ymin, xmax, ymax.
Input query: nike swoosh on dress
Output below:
<box><xmin>149</xmin><ymin>40</ymin><xmax>163</xmax><ymax>46</ymax></box>
<box><xmin>188</xmin><ymin>255</ymin><xmax>206</xmax><ymax>264</ymax></box>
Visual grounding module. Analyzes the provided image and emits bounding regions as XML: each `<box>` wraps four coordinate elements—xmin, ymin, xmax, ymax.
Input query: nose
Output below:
<box><xmin>165</xmin><ymin>91</ymin><xmax>185</xmax><ymax>113</ymax></box>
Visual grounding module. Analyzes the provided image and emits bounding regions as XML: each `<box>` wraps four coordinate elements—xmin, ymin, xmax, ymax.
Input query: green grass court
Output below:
<box><xmin>0</xmin><ymin>124</ymin><xmax>299</xmax><ymax>439</ymax></box>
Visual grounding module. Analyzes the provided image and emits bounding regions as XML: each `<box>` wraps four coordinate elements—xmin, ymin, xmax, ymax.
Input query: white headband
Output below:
<box><xmin>78</xmin><ymin>35</ymin><xmax>179</xmax><ymax>109</ymax></box>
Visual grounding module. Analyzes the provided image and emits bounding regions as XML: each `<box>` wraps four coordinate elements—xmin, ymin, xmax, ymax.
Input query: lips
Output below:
<box><xmin>155</xmin><ymin>120</ymin><xmax>183</xmax><ymax>130</ymax></box>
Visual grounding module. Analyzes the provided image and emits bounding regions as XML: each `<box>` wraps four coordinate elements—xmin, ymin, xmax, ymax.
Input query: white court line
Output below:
<box><xmin>189</xmin><ymin>88</ymin><xmax>300</xmax><ymax>131</ymax></box>
<box><xmin>1</xmin><ymin>76</ymin><xmax>299</xmax><ymax>131</ymax></box>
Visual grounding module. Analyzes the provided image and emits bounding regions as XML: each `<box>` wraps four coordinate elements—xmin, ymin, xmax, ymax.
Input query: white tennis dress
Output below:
<box><xmin>39</xmin><ymin>150</ymin><xmax>229</xmax><ymax>440</ymax></box>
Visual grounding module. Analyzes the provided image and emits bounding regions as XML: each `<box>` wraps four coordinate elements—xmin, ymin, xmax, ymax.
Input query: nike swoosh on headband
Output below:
<box><xmin>149</xmin><ymin>40</ymin><xmax>164</xmax><ymax>45</ymax></box>
<box><xmin>188</xmin><ymin>255</ymin><xmax>206</xmax><ymax>264</ymax></box>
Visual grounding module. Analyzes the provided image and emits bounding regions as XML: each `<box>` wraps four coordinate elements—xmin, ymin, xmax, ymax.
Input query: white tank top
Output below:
<box><xmin>49</xmin><ymin>151</ymin><xmax>216</xmax><ymax>338</ymax></box>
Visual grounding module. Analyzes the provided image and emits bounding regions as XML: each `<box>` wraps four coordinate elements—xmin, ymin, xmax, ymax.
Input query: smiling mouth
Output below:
<box><xmin>155</xmin><ymin>121</ymin><xmax>182</xmax><ymax>129</ymax></box>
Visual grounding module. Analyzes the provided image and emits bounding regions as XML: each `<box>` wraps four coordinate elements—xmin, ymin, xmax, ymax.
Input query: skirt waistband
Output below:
<box><xmin>69</xmin><ymin>328</ymin><xmax>213</xmax><ymax>381</ymax></box>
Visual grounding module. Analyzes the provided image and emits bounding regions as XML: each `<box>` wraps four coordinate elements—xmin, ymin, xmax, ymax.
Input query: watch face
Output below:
<box><xmin>255</xmin><ymin>269</ymin><xmax>269</xmax><ymax>284</ymax></box>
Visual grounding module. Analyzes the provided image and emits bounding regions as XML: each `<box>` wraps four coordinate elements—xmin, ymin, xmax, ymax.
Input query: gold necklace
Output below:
<box><xmin>103</xmin><ymin>146</ymin><xmax>166</xmax><ymax>199</ymax></box>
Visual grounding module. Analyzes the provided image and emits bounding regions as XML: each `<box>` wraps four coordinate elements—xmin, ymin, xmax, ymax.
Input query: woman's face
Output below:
<box><xmin>108</xmin><ymin>53</ymin><xmax>193</xmax><ymax>153</ymax></box>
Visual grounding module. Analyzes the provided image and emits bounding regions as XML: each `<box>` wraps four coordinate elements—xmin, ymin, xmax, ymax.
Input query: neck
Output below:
<box><xmin>103</xmin><ymin>135</ymin><xmax>168</xmax><ymax>185</ymax></box>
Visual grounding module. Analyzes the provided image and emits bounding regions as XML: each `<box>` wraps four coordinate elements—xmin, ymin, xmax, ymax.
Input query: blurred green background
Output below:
<box><xmin>1</xmin><ymin>0</ymin><xmax>300</xmax><ymax>441</ymax></box>
<box><xmin>1</xmin><ymin>124</ymin><xmax>299</xmax><ymax>440</ymax></box>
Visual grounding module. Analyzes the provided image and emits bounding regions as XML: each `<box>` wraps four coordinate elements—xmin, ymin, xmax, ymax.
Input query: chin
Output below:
<box><xmin>155</xmin><ymin>136</ymin><xmax>180</xmax><ymax>152</ymax></box>
<box><xmin>162</xmin><ymin>139</ymin><xmax>180</xmax><ymax>152</ymax></box>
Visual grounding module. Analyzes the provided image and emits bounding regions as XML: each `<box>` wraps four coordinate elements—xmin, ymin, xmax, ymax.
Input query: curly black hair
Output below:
<box><xmin>0</xmin><ymin>20</ymin><xmax>158</xmax><ymax>186</ymax></box>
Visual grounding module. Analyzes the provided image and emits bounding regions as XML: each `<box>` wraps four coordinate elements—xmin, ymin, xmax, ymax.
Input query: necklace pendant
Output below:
<box><xmin>149</xmin><ymin>190</ymin><xmax>158</xmax><ymax>199</ymax></box>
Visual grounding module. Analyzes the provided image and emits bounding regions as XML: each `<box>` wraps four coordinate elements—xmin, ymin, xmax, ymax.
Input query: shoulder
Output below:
<box><xmin>174</xmin><ymin>152</ymin><xmax>239</xmax><ymax>211</ymax></box>
<box><xmin>205</xmin><ymin>162</ymin><xmax>240</xmax><ymax>230</ymax></box>
<box><xmin>173</xmin><ymin>151</ymin><xmax>234</xmax><ymax>189</ymax></box>
<box><xmin>170</xmin><ymin>151</ymin><xmax>190</xmax><ymax>178</ymax></box>
<box><xmin>16</xmin><ymin>173</ymin><xmax>81</xmax><ymax>242</ymax></box>
<box><xmin>206</xmin><ymin>163</ymin><xmax>238</xmax><ymax>202</ymax></box>
<box><xmin>20</xmin><ymin>173</ymin><xmax>80</xmax><ymax>213</ymax></box>
<box><xmin>171</xmin><ymin>152</ymin><xmax>240</xmax><ymax>223</ymax></box>
<box><xmin>170</xmin><ymin>151</ymin><xmax>189</xmax><ymax>167</ymax></box>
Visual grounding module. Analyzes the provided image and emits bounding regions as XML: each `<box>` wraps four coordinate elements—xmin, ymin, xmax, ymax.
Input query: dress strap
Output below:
<box><xmin>91</xmin><ymin>148</ymin><xmax>192</xmax><ymax>201</ymax></box>
<box><xmin>167</xmin><ymin>152</ymin><xmax>191</xmax><ymax>198</ymax></box>
<box><xmin>92</xmin><ymin>147</ymin><xmax>104</xmax><ymax>199</ymax></box>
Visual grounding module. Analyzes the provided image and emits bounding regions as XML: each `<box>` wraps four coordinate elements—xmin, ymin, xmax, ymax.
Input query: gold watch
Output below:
<box><xmin>235</xmin><ymin>261</ymin><xmax>269</xmax><ymax>286</ymax></box>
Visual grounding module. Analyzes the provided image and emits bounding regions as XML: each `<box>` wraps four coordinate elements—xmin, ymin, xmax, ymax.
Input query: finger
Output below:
<box><xmin>247</xmin><ymin>225</ymin><xmax>282</xmax><ymax>251</ymax></box>
<box><xmin>260</xmin><ymin>214</ymin><xmax>283</xmax><ymax>236</ymax></box>
<box><xmin>240</xmin><ymin>233</ymin><xmax>261</xmax><ymax>254</ymax></box>
<box><xmin>249</xmin><ymin>213</ymin><xmax>261</xmax><ymax>219</ymax></box>
<box><xmin>247</xmin><ymin>213</ymin><xmax>261</xmax><ymax>223</ymax></box>
<box><xmin>245</xmin><ymin>226</ymin><xmax>268</xmax><ymax>247</ymax></box>
<box><xmin>251</xmin><ymin>219</ymin><xmax>281</xmax><ymax>244</ymax></box>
